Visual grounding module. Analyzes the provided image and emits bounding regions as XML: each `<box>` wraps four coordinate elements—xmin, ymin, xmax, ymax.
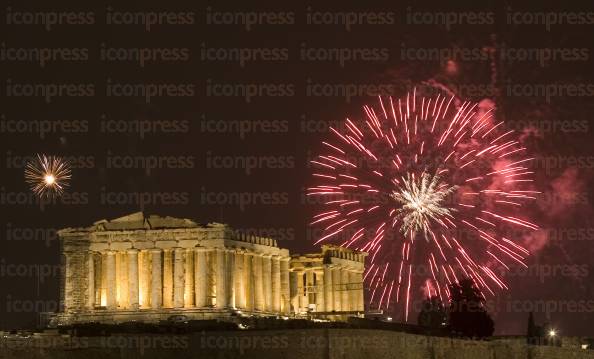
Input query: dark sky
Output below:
<box><xmin>0</xmin><ymin>1</ymin><xmax>593</xmax><ymax>336</ymax></box>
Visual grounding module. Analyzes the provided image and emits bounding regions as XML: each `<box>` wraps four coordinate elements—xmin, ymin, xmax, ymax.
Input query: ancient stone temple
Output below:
<box><xmin>51</xmin><ymin>213</ymin><xmax>367</xmax><ymax>326</ymax></box>
<box><xmin>290</xmin><ymin>248</ymin><xmax>365</xmax><ymax>317</ymax></box>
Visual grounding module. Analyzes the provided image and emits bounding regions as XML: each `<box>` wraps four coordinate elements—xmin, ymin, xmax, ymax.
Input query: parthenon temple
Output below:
<box><xmin>51</xmin><ymin>212</ymin><xmax>367</xmax><ymax>325</ymax></box>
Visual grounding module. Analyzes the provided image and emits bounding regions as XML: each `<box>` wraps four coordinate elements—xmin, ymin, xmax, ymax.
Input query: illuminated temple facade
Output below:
<box><xmin>51</xmin><ymin>213</ymin><xmax>366</xmax><ymax>326</ymax></box>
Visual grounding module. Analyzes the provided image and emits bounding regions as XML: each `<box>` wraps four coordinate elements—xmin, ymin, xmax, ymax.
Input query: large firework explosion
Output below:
<box><xmin>25</xmin><ymin>154</ymin><xmax>71</xmax><ymax>197</ymax></box>
<box><xmin>307</xmin><ymin>89</ymin><xmax>539</xmax><ymax>321</ymax></box>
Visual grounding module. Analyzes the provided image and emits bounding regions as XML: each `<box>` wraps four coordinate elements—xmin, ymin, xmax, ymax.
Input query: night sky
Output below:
<box><xmin>0</xmin><ymin>2</ymin><xmax>593</xmax><ymax>336</ymax></box>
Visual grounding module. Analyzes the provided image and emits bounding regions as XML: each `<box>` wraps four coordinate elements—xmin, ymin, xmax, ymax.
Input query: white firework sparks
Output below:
<box><xmin>25</xmin><ymin>154</ymin><xmax>71</xmax><ymax>197</ymax></box>
<box><xmin>391</xmin><ymin>172</ymin><xmax>457</xmax><ymax>238</ymax></box>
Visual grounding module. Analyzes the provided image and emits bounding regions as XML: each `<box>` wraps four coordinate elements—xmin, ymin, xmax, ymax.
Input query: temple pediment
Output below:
<box><xmin>60</xmin><ymin>212</ymin><xmax>201</xmax><ymax>234</ymax></box>
<box><xmin>99</xmin><ymin>212</ymin><xmax>200</xmax><ymax>231</ymax></box>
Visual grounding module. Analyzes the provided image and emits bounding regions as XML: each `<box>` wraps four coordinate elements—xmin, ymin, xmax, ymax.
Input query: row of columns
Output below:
<box><xmin>87</xmin><ymin>248</ymin><xmax>291</xmax><ymax>314</ymax></box>
<box><xmin>290</xmin><ymin>265</ymin><xmax>363</xmax><ymax>314</ymax></box>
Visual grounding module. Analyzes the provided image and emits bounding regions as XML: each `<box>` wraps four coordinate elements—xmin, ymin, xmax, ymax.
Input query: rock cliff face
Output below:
<box><xmin>2</xmin><ymin>329</ymin><xmax>594</xmax><ymax>359</ymax></box>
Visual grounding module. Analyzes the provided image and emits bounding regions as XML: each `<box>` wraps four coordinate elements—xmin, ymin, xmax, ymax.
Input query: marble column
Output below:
<box><xmin>262</xmin><ymin>254</ymin><xmax>272</xmax><ymax>311</ymax></box>
<box><xmin>244</xmin><ymin>253</ymin><xmax>254</xmax><ymax>310</ymax></box>
<box><xmin>216</xmin><ymin>248</ymin><xmax>228</xmax><ymax>308</ymax></box>
<box><xmin>315</xmin><ymin>271</ymin><xmax>324</xmax><ymax>312</ymax></box>
<box><xmin>115</xmin><ymin>252</ymin><xmax>121</xmax><ymax>306</ymax></box>
<box><xmin>296</xmin><ymin>271</ymin><xmax>305</xmax><ymax>312</ymax></box>
<box><xmin>225</xmin><ymin>249</ymin><xmax>234</xmax><ymax>307</ymax></box>
<box><xmin>253</xmin><ymin>254</ymin><xmax>264</xmax><ymax>311</ymax></box>
<box><xmin>207</xmin><ymin>251</ymin><xmax>216</xmax><ymax>306</ymax></box>
<box><xmin>234</xmin><ymin>250</ymin><xmax>245</xmax><ymax>309</ymax></box>
<box><xmin>100</xmin><ymin>252</ymin><xmax>108</xmax><ymax>306</ymax></box>
<box><xmin>118</xmin><ymin>252</ymin><xmax>129</xmax><ymax>308</ymax></box>
<box><xmin>357</xmin><ymin>272</ymin><xmax>364</xmax><ymax>312</ymax></box>
<box><xmin>194</xmin><ymin>248</ymin><xmax>208</xmax><ymax>307</ymax></box>
<box><xmin>184</xmin><ymin>248</ymin><xmax>194</xmax><ymax>307</ymax></box>
<box><xmin>151</xmin><ymin>249</ymin><xmax>162</xmax><ymax>309</ymax></box>
<box><xmin>93</xmin><ymin>253</ymin><xmax>102</xmax><ymax>307</ymax></box>
<box><xmin>271</xmin><ymin>255</ymin><xmax>281</xmax><ymax>312</ymax></box>
<box><xmin>289</xmin><ymin>270</ymin><xmax>299</xmax><ymax>313</ymax></box>
<box><xmin>87</xmin><ymin>252</ymin><xmax>94</xmax><ymax>309</ymax></box>
<box><xmin>162</xmin><ymin>249</ymin><xmax>173</xmax><ymax>308</ymax></box>
<box><xmin>323</xmin><ymin>265</ymin><xmax>334</xmax><ymax>312</ymax></box>
<box><xmin>305</xmin><ymin>270</ymin><xmax>314</xmax><ymax>310</ymax></box>
<box><xmin>280</xmin><ymin>258</ymin><xmax>290</xmax><ymax>314</ymax></box>
<box><xmin>341</xmin><ymin>269</ymin><xmax>350</xmax><ymax>311</ymax></box>
<box><xmin>349</xmin><ymin>271</ymin><xmax>357</xmax><ymax>312</ymax></box>
<box><xmin>106</xmin><ymin>251</ymin><xmax>116</xmax><ymax>309</ymax></box>
<box><xmin>332</xmin><ymin>267</ymin><xmax>341</xmax><ymax>311</ymax></box>
<box><xmin>173</xmin><ymin>248</ymin><xmax>185</xmax><ymax>308</ymax></box>
<box><xmin>139</xmin><ymin>251</ymin><xmax>151</xmax><ymax>308</ymax></box>
<box><xmin>127</xmin><ymin>249</ymin><xmax>139</xmax><ymax>310</ymax></box>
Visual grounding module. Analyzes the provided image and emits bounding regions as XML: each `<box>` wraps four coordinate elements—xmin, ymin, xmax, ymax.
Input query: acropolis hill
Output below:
<box><xmin>12</xmin><ymin>212</ymin><xmax>589</xmax><ymax>359</ymax></box>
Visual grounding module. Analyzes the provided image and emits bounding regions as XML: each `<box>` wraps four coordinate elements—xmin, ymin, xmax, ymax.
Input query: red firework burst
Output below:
<box><xmin>307</xmin><ymin>89</ymin><xmax>539</xmax><ymax>321</ymax></box>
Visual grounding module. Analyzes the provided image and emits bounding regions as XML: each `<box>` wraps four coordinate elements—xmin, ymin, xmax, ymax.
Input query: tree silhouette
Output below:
<box><xmin>526</xmin><ymin>312</ymin><xmax>539</xmax><ymax>344</ymax></box>
<box><xmin>418</xmin><ymin>295</ymin><xmax>447</xmax><ymax>329</ymax></box>
<box><xmin>448</xmin><ymin>278</ymin><xmax>494</xmax><ymax>338</ymax></box>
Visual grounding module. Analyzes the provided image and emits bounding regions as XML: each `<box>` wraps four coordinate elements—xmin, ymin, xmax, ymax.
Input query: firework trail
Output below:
<box><xmin>25</xmin><ymin>154</ymin><xmax>71</xmax><ymax>197</ymax></box>
<box><xmin>307</xmin><ymin>89</ymin><xmax>539</xmax><ymax>321</ymax></box>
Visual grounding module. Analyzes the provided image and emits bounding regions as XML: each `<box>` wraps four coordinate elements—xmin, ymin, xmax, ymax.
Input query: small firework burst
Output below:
<box><xmin>25</xmin><ymin>154</ymin><xmax>71</xmax><ymax>197</ymax></box>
